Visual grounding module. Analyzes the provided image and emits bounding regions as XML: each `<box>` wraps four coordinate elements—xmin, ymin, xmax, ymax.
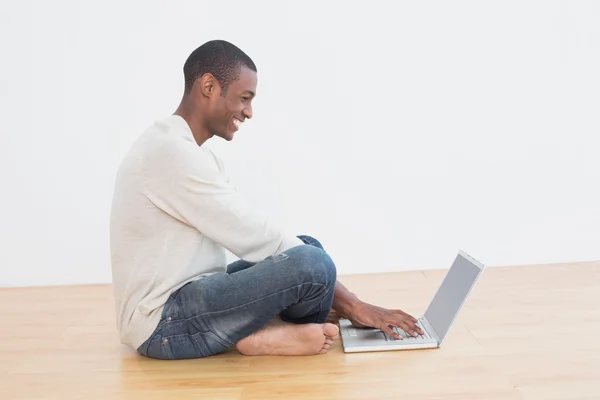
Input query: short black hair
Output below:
<box><xmin>183</xmin><ymin>40</ymin><xmax>257</xmax><ymax>95</ymax></box>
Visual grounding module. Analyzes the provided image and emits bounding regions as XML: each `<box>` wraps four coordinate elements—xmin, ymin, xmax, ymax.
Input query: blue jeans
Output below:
<box><xmin>137</xmin><ymin>235</ymin><xmax>337</xmax><ymax>359</ymax></box>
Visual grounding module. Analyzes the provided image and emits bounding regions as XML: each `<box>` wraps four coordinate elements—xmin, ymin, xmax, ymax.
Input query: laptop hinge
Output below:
<box><xmin>421</xmin><ymin>316</ymin><xmax>441</xmax><ymax>344</ymax></box>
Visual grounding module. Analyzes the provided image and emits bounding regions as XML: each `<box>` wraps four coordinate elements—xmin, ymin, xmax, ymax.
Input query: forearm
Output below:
<box><xmin>332</xmin><ymin>281</ymin><xmax>362</xmax><ymax>319</ymax></box>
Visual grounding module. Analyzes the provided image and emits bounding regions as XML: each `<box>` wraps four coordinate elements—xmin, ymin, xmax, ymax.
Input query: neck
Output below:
<box><xmin>174</xmin><ymin>96</ymin><xmax>212</xmax><ymax>146</ymax></box>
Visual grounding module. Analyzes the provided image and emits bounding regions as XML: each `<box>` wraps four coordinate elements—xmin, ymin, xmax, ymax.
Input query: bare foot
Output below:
<box><xmin>236</xmin><ymin>318</ymin><xmax>339</xmax><ymax>356</ymax></box>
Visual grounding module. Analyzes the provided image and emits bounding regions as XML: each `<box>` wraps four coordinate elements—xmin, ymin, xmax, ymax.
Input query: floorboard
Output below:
<box><xmin>1</xmin><ymin>261</ymin><xmax>599</xmax><ymax>399</ymax></box>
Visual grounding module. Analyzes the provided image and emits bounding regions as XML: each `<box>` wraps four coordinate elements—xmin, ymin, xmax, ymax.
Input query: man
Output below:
<box><xmin>110</xmin><ymin>40</ymin><xmax>422</xmax><ymax>360</ymax></box>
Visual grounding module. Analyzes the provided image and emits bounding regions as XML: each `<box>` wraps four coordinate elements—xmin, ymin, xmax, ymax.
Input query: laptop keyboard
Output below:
<box><xmin>384</xmin><ymin>321</ymin><xmax>431</xmax><ymax>341</ymax></box>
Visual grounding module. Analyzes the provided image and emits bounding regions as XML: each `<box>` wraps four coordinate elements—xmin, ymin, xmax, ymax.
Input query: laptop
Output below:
<box><xmin>339</xmin><ymin>250</ymin><xmax>485</xmax><ymax>353</ymax></box>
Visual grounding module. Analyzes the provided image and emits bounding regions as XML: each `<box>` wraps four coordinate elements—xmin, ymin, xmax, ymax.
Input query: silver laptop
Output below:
<box><xmin>339</xmin><ymin>250</ymin><xmax>485</xmax><ymax>353</ymax></box>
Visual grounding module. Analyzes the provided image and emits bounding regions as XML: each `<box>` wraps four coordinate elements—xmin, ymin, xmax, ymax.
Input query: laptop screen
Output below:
<box><xmin>424</xmin><ymin>251</ymin><xmax>484</xmax><ymax>342</ymax></box>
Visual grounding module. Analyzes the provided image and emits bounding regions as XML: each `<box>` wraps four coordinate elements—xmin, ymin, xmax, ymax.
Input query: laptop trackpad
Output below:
<box><xmin>356</xmin><ymin>328</ymin><xmax>387</xmax><ymax>340</ymax></box>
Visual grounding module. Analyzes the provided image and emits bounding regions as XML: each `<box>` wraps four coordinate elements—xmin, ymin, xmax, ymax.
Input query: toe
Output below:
<box><xmin>323</xmin><ymin>323</ymin><xmax>340</xmax><ymax>337</ymax></box>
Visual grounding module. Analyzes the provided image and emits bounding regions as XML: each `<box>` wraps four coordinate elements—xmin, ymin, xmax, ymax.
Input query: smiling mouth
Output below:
<box><xmin>233</xmin><ymin>118</ymin><xmax>243</xmax><ymax>130</ymax></box>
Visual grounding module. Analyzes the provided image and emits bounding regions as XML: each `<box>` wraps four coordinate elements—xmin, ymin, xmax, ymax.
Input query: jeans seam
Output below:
<box><xmin>319</xmin><ymin>285</ymin><xmax>335</xmax><ymax>314</ymax></box>
<box><xmin>296</xmin><ymin>283</ymin><xmax>335</xmax><ymax>320</ymax></box>
<box><xmin>138</xmin><ymin>314</ymin><xmax>170</xmax><ymax>355</ymax></box>
<box><xmin>139</xmin><ymin>337</ymin><xmax>152</xmax><ymax>355</ymax></box>
<box><xmin>184</xmin><ymin>281</ymin><xmax>328</xmax><ymax>320</ymax></box>
<box><xmin>292</xmin><ymin>282</ymin><xmax>332</xmax><ymax>307</ymax></box>
<box><xmin>202</xmin><ymin>331</ymin><xmax>232</xmax><ymax>351</ymax></box>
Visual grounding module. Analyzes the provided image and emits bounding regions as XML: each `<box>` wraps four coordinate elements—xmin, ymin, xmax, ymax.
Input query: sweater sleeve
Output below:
<box><xmin>143</xmin><ymin>143</ymin><xmax>303</xmax><ymax>263</ymax></box>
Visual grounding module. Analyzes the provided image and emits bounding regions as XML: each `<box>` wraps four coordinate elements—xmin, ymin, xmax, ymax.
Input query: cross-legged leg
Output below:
<box><xmin>226</xmin><ymin>235</ymin><xmax>332</xmax><ymax>324</ymax></box>
<box><xmin>137</xmin><ymin>240</ymin><xmax>338</xmax><ymax>359</ymax></box>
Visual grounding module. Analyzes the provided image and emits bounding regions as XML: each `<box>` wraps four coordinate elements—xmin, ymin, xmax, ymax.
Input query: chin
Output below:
<box><xmin>218</xmin><ymin>132</ymin><xmax>235</xmax><ymax>141</ymax></box>
<box><xmin>212</xmin><ymin>131</ymin><xmax>233</xmax><ymax>141</ymax></box>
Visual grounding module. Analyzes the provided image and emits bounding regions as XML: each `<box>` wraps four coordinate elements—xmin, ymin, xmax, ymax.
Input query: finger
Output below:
<box><xmin>397</xmin><ymin>321</ymin><xmax>416</xmax><ymax>336</ymax></box>
<box><xmin>381</xmin><ymin>324</ymin><xmax>402</xmax><ymax>340</ymax></box>
<box><xmin>402</xmin><ymin>319</ymin><xmax>423</xmax><ymax>335</ymax></box>
<box><xmin>398</xmin><ymin>319</ymin><xmax>422</xmax><ymax>336</ymax></box>
<box><xmin>390</xmin><ymin>315</ymin><xmax>414</xmax><ymax>335</ymax></box>
<box><xmin>415</xmin><ymin>323</ymin><xmax>424</xmax><ymax>335</ymax></box>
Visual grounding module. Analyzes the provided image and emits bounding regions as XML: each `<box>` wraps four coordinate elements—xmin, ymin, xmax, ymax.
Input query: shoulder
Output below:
<box><xmin>139</xmin><ymin>119</ymin><xmax>226</xmax><ymax>185</ymax></box>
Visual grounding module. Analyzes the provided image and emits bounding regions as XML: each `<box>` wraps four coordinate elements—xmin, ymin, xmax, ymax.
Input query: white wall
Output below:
<box><xmin>1</xmin><ymin>0</ymin><xmax>599</xmax><ymax>287</ymax></box>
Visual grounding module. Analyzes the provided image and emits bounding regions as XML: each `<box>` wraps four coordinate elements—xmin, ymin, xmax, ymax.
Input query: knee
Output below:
<box><xmin>291</xmin><ymin>245</ymin><xmax>337</xmax><ymax>287</ymax></box>
<box><xmin>296</xmin><ymin>235</ymin><xmax>324</xmax><ymax>251</ymax></box>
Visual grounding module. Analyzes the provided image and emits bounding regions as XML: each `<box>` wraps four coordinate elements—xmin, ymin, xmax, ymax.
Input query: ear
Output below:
<box><xmin>199</xmin><ymin>73</ymin><xmax>216</xmax><ymax>98</ymax></box>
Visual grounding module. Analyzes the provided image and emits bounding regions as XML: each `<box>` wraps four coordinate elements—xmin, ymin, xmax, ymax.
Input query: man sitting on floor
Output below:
<box><xmin>109</xmin><ymin>40</ymin><xmax>423</xmax><ymax>359</ymax></box>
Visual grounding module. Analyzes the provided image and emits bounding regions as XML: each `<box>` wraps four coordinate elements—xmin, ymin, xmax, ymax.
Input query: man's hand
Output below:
<box><xmin>347</xmin><ymin>301</ymin><xmax>424</xmax><ymax>340</ymax></box>
<box><xmin>331</xmin><ymin>280</ymin><xmax>423</xmax><ymax>340</ymax></box>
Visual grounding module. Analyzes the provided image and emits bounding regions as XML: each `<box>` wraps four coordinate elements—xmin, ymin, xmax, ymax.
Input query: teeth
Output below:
<box><xmin>233</xmin><ymin>119</ymin><xmax>241</xmax><ymax>128</ymax></box>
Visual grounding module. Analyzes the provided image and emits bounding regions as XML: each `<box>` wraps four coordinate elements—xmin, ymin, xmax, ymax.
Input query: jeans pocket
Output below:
<box><xmin>160</xmin><ymin>331</ymin><xmax>231</xmax><ymax>359</ymax></box>
<box><xmin>161</xmin><ymin>333</ymin><xmax>202</xmax><ymax>360</ymax></box>
<box><xmin>191</xmin><ymin>331</ymin><xmax>231</xmax><ymax>358</ymax></box>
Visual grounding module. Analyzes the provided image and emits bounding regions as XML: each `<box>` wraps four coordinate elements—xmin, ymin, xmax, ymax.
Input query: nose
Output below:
<box><xmin>243</xmin><ymin>105</ymin><xmax>253</xmax><ymax>120</ymax></box>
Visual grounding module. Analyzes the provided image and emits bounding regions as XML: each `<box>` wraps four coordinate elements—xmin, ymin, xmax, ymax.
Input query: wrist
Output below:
<box><xmin>334</xmin><ymin>295</ymin><xmax>363</xmax><ymax>320</ymax></box>
<box><xmin>332</xmin><ymin>281</ymin><xmax>364</xmax><ymax>320</ymax></box>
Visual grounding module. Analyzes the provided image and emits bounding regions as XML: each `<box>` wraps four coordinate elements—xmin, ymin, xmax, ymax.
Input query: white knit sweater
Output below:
<box><xmin>109</xmin><ymin>115</ymin><xmax>303</xmax><ymax>349</ymax></box>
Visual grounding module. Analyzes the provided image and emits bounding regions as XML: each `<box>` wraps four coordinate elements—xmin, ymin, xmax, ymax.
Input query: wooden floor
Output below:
<box><xmin>1</xmin><ymin>261</ymin><xmax>599</xmax><ymax>400</ymax></box>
